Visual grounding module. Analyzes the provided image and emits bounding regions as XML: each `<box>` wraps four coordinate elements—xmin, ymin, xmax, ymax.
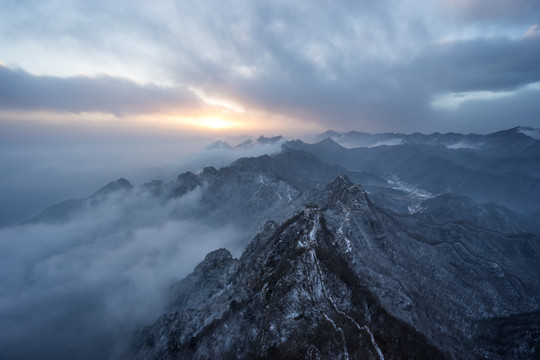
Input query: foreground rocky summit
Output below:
<box><xmin>131</xmin><ymin>176</ymin><xmax>540</xmax><ymax>359</ymax></box>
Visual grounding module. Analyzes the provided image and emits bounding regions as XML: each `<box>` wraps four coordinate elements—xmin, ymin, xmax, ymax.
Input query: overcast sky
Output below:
<box><xmin>1</xmin><ymin>0</ymin><xmax>539</xmax><ymax>135</ymax></box>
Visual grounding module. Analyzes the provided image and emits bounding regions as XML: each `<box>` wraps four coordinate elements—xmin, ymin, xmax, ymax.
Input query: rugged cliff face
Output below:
<box><xmin>133</xmin><ymin>211</ymin><xmax>445</xmax><ymax>358</ymax></box>
<box><xmin>131</xmin><ymin>176</ymin><xmax>540</xmax><ymax>359</ymax></box>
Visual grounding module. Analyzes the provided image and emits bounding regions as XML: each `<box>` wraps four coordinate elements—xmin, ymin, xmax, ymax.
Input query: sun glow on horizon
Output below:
<box><xmin>201</xmin><ymin>117</ymin><xmax>232</xmax><ymax>130</ymax></box>
<box><xmin>0</xmin><ymin>108</ymin><xmax>325</xmax><ymax>139</ymax></box>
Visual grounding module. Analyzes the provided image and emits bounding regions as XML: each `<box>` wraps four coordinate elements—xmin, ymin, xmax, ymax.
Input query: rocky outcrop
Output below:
<box><xmin>133</xmin><ymin>207</ymin><xmax>445</xmax><ymax>359</ymax></box>
<box><xmin>132</xmin><ymin>175</ymin><xmax>540</xmax><ymax>359</ymax></box>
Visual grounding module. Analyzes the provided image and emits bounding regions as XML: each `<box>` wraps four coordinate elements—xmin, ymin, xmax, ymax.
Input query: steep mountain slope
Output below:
<box><xmin>418</xmin><ymin>194</ymin><xmax>540</xmax><ymax>234</ymax></box>
<box><xmin>25</xmin><ymin>178</ymin><xmax>133</xmax><ymax>224</ymax></box>
<box><xmin>474</xmin><ymin>310</ymin><xmax>540</xmax><ymax>359</ymax></box>
<box><xmin>133</xmin><ymin>198</ymin><xmax>446</xmax><ymax>359</ymax></box>
<box><xmin>206</xmin><ymin>134</ymin><xmax>284</xmax><ymax>150</ymax></box>
<box><xmin>132</xmin><ymin>176</ymin><xmax>540</xmax><ymax>359</ymax></box>
<box><xmin>166</xmin><ymin>149</ymin><xmax>386</xmax><ymax>239</ymax></box>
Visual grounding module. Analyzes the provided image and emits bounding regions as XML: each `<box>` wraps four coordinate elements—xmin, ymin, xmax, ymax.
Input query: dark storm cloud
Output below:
<box><xmin>441</xmin><ymin>0</ymin><xmax>540</xmax><ymax>24</ymax></box>
<box><xmin>0</xmin><ymin>65</ymin><xmax>202</xmax><ymax>115</ymax></box>
<box><xmin>433</xmin><ymin>85</ymin><xmax>540</xmax><ymax>133</ymax></box>
<box><xmin>413</xmin><ymin>34</ymin><xmax>540</xmax><ymax>93</ymax></box>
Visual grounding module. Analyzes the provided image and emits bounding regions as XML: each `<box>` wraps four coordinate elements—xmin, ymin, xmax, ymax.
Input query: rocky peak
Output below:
<box><xmin>172</xmin><ymin>171</ymin><xmax>201</xmax><ymax>197</ymax></box>
<box><xmin>193</xmin><ymin>248</ymin><xmax>234</xmax><ymax>275</ymax></box>
<box><xmin>317</xmin><ymin>137</ymin><xmax>343</xmax><ymax>150</ymax></box>
<box><xmin>92</xmin><ymin>178</ymin><xmax>133</xmax><ymax>197</ymax></box>
<box><xmin>176</xmin><ymin>171</ymin><xmax>198</xmax><ymax>183</ymax></box>
<box><xmin>256</xmin><ymin>135</ymin><xmax>283</xmax><ymax>145</ymax></box>
<box><xmin>235</xmin><ymin>139</ymin><xmax>254</xmax><ymax>149</ymax></box>
<box><xmin>198</xmin><ymin>166</ymin><xmax>218</xmax><ymax>184</ymax></box>
<box><xmin>320</xmin><ymin>130</ymin><xmax>343</xmax><ymax>138</ymax></box>
<box><xmin>325</xmin><ymin>173</ymin><xmax>356</xmax><ymax>195</ymax></box>
<box><xmin>258</xmin><ymin>220</ymin><xmax>279</xmax><ymax>238</ymax></box>
<box><xmin>205</xmin><ymin>140</ymin><xmax>232</xmax><ymax>150</ymax></box>
<box><xmin>228</xmin><ymin>154</ymin><xmax>273</xmax><ymax>171</ymax></box>
<box><xmin>304</xmin><ymin>174</ymin><xmax>372</xmax><ymax>213</ymax></box>
<box><xmin>200</xmin><ymin>166</ymin><xmax>217</xmax><ymax>177</ymax></box>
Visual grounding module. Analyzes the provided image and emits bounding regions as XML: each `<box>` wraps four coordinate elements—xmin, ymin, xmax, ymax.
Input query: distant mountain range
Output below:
<box><xmin>25</xmin><ymin>127</ymin><xmax>540</xmax><ymax>359</ymax></box>
<box><xmin>287</xmin><ymin>126</ymin><xmax>540</xmax><ymax>213</ymax></box>
<box><xmin>316</xmin><ymin>126</ymin><xmax>540</xmax><ymax>155</ymax></box>
<box><xmin>205</xmin><ymin>135</ymin><xmax>285</xmax><ymax>151</ymax></box>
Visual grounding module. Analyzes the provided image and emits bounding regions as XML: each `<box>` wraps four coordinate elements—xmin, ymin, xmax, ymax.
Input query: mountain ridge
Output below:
<box><xmin>131</xmin><ymin>175</ymin><xmax>540</xmax><ymax>359</ymax></box>
<box><xmin>132</xmin><ymin>178</ymin><xmax>449</xmax><ymax>359</ymax></box>
<box><xmin>285</xmin><ymin>134</ymin><xmax>540</xmax><ymax>213</ymax></box>
<box><xmin>24</xmin><ymin>178</ymin><xmax>133</xmax><ymax>224</ymax></box>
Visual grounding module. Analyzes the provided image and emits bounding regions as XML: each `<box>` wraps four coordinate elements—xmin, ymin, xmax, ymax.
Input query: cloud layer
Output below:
<box><xmin>0</xmin><ymin>187</ymin><xmax>244</xmax><ymax>359</ymax></box>
<box><xmin>0</xmin><ymin>65</ymin><xmax>202</xmax><ymax>115</ymax></box>
<box><xmin>0</xmin><ymin>136</ymin><xmax>289</xmax><ymax>358</ymax></box>
<box><xmin>1</xmin><ymin>0</ymin><xmax>540</xmax><ymax>132</ymax></box>
<box><xmin>0</xmin><ymin>121</ymin><xmax>285</xmax><ymax>226</ymax></box>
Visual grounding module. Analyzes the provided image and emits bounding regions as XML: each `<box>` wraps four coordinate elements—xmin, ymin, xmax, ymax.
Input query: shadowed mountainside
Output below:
<box><xmin>132</xmin><ymin>176</ymin><xmax>540</xmax><ymax>359</ymax></box>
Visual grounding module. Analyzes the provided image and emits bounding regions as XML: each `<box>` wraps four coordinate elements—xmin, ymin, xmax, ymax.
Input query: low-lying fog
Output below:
<box><xmin>0</xmin><ymin>121</ymin><xmax>286</xmax><ymax>359</ymax></box>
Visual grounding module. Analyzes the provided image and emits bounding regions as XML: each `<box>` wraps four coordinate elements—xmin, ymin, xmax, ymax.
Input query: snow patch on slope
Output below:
<box><xmin>387</xmin><ymin>175</ymin><xmax>434</xmax><ymax>214</ymax></box>
<box><xmin>446</xmin><ymin>142</ymin><xmax>480</xmax><ymax>149</ymax></box>
<box><xmin>368</xmin><ymin>138</ymin><xmax>404</xmax><ymax>147</ymax></box>
<box><xmin>519</xmin><ymin>127</ymin><xmax>540</xmax><ymax>140</ymax></box>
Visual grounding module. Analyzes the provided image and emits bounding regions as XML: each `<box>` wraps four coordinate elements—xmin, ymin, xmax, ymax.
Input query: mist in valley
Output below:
<box><xmin>0</xmin><ymin>127</ymin><xmax>286</xmax><ymax>359</ymax></box>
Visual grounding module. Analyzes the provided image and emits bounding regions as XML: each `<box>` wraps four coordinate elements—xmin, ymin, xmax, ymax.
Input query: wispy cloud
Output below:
<box><xmin>0</xmin><ymin>188</ymin><xmax>244</xmax><ymax>359</ymax></box>
<box><xmin>439</xmin><ymin>0</ymin><xmax>540</xmax><ymax>23</ymax></box>
<box><xmin>0</xmin><ymin>134</ymin><xmax>289</xmax><ymax>357</ymax></box>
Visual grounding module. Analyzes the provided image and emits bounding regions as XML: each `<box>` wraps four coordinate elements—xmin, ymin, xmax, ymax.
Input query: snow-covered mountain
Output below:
<box><xmin>27</xmin><ymin>149</ymin><xmax>387</xmax><ymax>244</ymax></box>
<box><xmin>287</xmin><ymin>128</ymin><xmax>540</xmax><ymax>213</ymax></box>
<box><xmin>316</xmin><ymin>126</ymin><xmax>540</xmax><ymax>155</ymax></box>
<box><xmin>10</xmin><ymin>127</ymin><xmax>540</xmax><ymax>359</ymax></box>
<box><xmin>131</xmin><ymin>176</ymin><xmax>540</xmax><ymax>359</ymax></box>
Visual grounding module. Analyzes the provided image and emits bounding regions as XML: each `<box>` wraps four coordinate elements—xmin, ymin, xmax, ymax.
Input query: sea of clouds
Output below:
<box><xmin>0</xmin><ymin>133</ymin><xmax>285</xmax><ymax>359</ymax></box>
